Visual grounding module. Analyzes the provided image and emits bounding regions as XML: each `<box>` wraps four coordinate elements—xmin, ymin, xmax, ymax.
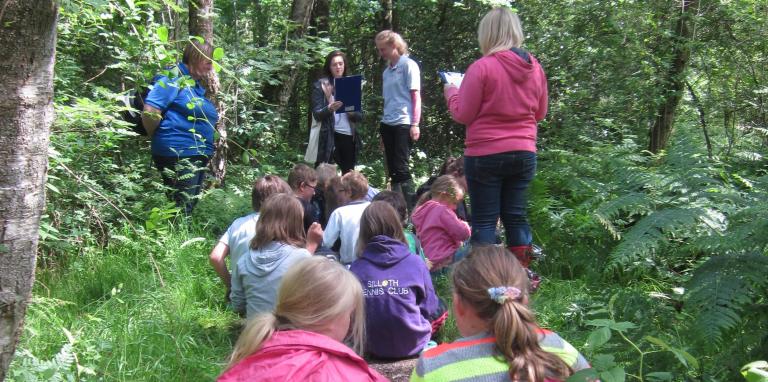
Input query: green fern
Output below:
<box><xmin>595</xmin><ymin>192</ymin><xmax>654</xmax><ymax>240</ymax></box>
<box><xmin>685</xmin><ymin>253</ymin><xmax>768</xmax><ymax>347</ymax></box>
<box><xmin>606</xmin><ymin>207</ymin><xmax>713</xmax><ymax>273</ymax></box>
<box><xmin>9</xmin><ymin>343</ymin><xmax>76</xmax><ymax>382</ymax></box>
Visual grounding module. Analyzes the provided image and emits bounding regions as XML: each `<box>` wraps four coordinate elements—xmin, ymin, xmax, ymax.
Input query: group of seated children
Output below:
<box><xmin>217</xmin><ymin>245</ymin><xmax>589</xmax><ymax>381</ymax></box>
<box><xmin>209</xmin><ymin>161</ymin><xmax>587</xmax><ymax>381</ymax></box>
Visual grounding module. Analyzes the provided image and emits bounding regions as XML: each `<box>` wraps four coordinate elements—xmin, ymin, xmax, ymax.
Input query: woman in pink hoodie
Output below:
<box><xmin>219</xmin><ymin>256</ymin><xmax>387</xmax><ymax>382</ymax></box>
<box><xmin>443</xmin><ymin>7</ymin><xmax>548</xmax><ymax>267</ymax></box>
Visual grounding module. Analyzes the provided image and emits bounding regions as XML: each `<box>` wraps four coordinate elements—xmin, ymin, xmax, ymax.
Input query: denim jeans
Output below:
<box><xmin>379</xmin><ymin>123</ymin><xmax>412</xmax><ymax>184</ymax></box>
<box><xmin>464</xmin><ymin>151</ymin><xmax>537</xmax><ymax>247</ymax></box>
<box><xmin>153</xmin><ymin>155</ymin><xmax>209</xmax><ymax>215</ymax></box>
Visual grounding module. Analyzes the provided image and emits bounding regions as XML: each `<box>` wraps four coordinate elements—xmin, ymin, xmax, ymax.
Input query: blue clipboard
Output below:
<box><xmin>333</xmin><ymin>75</ymin><xmax>362</xmax><ymax>114</ymax></box>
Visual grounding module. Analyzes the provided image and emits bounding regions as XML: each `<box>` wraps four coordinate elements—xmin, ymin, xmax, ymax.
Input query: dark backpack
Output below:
<box><xmin>120</xmin><ymin>74</ymin><xmax>164</xmax><ymax>136</ymax></box>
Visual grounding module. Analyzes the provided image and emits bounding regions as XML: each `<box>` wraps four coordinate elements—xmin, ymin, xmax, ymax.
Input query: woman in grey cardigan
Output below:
<box><xmin>310</xmin><ymin>50</ymin><xmax>362</xmax><ymax>174</ymax></box>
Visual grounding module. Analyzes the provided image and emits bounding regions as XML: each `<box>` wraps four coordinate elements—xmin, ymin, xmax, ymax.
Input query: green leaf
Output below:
<box><xmin>242</xmin><ymin>150</ymin><xmax>250</xmax><ymax>165</ymax></box>
<box><xmin>46</xmin><ymin>182</ymin><xmax>61</xmax><ymax>194</ymax></box>
<box><xmin>213</xmin><ymin>47</ymin><xmax>224</xmax><ymax>60</ymax></box>
<box><xmin>741</xmin><ymin>361</ymin><xmax>768</xmax><ymax>382</ymax></box>
<box><xmin>609</xmin><ymin>321</ymin><xmax>637</xmax><ymax>332</ymax></box>
<box><xmin>566</xmin><ymin>368</ymin><xmax>600</xmax><ymax>382</ymax></box>
<box><xmin>585</xmin><ymin>319</ymin><xmax>614</xmax><ymax>328</ymax></box>
<box><xmin>586</xmin><ymin>326</ymin><xmax>611</xmax><ymax>349</ymax></box>
<box><xmin>644</xmin><ymin>336</ymin><xmax>699</xmax><ymax>370</ymax></box>
<box><xmin>646</xmin><ymin>372</ymin><xmax>673</xmax><ymax>382</ymax></box>
<box><xmin>599</xmin><ymin>366</ymin><xmax>626</xmax><ymax>382</ymax></box>
<box><xmin>157</xmin><ymin>26</ymin><xmax>169</xmax><ymax>43</ymax></box>
<box><xmin>591</xmin><ymin>354</ymin><xmax>617</xmax><ymax>370</ymax></box>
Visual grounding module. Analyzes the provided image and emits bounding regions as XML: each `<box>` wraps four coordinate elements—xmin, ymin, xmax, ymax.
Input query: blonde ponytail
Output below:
<box><xmin>452</xmin><ymin>246</ymin><xmax>571</xmax><ymax>382</ymax></box>
<box><xmin>415</xmin><ymin>174</ymin><xmax>463</xmax><ymax>207</ymax></box>
<box><xmin>226</xmin><ymin>313</ymin><xmax>278</xmax><ymax>370</ymax></box>
<box><xmin>223</xmin><ymin>256</ymin><xmax>366</xmax><ymax>378</ymax></box>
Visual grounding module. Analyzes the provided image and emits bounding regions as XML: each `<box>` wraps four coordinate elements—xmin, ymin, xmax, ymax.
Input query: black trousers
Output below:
<box><xmin>152</xmin><ymin>155</ymin><xmax>209</xmax><ymax>215</ymax></box>
<box><xmin>379</xmin><ymin>123</ymin><xmax>412</xmax><ymax>184</ymax></box>
<box><xmin>333</xmin><ymin>132</ymin><xmax>356</xmax><ymax>174</ymax></box>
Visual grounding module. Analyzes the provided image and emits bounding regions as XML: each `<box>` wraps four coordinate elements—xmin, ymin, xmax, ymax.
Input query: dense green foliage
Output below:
<box><xmin>8</xmin><ymin>0</ymin><xmax>768</xmax><ymax>381</ymax></box>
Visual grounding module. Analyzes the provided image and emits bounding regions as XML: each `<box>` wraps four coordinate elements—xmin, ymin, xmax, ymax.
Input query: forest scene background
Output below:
<box><xmin>4</xmin><ymin>0</ymin><xmax>768</xmax><ymax>381</ymax></box>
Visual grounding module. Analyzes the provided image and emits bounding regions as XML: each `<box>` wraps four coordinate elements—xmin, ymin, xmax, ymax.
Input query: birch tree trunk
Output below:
<box><xmin>189</xmin><ymin>0</ymin><xmax>228</xmax><ymax>185</ymax></box>
<box><xmin>0</xmin><ymin>1</ymin><xmax>58</xmax><ymax>379</ymax></box>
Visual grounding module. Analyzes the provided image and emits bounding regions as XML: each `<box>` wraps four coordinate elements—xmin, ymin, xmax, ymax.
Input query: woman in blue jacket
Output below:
<box><xmin>142</xmin><ymin>40</ymin><xmax>219</xmax><ymax>214</ymax></box>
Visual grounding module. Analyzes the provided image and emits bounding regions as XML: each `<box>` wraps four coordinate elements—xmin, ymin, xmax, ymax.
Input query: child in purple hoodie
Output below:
<box><xmin>350</xmin><ymin>202</ymin><xmax>444</xmax><ymax>359</ymax></box>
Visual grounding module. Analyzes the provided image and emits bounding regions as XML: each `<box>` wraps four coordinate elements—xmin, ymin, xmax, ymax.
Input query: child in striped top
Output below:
<box><xmin>411</xmin><ymin>245</ymin><xmax>591</xmax><ymax>382</ymax></box>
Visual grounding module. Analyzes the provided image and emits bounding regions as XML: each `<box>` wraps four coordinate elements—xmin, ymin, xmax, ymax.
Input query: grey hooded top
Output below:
<box><xmin>230</xmin><ymin>241</ymin><xmax>311</xmax><ymax>318</ymax></box>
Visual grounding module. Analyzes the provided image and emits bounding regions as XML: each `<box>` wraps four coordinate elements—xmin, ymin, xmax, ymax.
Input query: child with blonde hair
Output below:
<box><xmin>412</xmin><ymin>175</ymin><xmax>471</xmax><ymax>270</ymax></box>
<box><xmin>220</xmin><ymin>256</ymin><xmax>387</xmax><ymax>381</ymax></box>
<box><xmin>412</xmin><ymin>246</ymin><xmax>590</xmax><ymax>381</ymax></box>
<box><xmin>230</xmin><ymin>193</ymin><xmax>322</xmax><ymax>318</ymax></box>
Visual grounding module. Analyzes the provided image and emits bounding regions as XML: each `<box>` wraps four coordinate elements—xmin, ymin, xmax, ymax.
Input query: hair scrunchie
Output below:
<box><xmin>487</xmin><ymin>286</ymin><xmax>522</xmax><ymax>304</ymax></box>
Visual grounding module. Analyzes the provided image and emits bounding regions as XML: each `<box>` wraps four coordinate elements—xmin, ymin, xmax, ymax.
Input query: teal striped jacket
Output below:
<box><xmin>411</xmin><ymin>328</ymin><xmax>590</xmax><ymax>381</ymax></box>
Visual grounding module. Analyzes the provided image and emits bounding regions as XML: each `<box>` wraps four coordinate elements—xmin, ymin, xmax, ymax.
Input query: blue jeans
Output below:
<box><xmin>153</xmin><ymin>155</ymin><xmax>209</xmax><ymax>215</ymax></box>
<box><xmin>465</xmin><ymin>151</ymin><xmax>537</xmax><ymax>247</ymax></box>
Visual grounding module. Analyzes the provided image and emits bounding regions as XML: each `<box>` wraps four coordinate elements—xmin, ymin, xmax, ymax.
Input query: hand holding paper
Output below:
<box><xmin>438</xmin><ymin>71</ymin><xmax>464</xmax><ymax>87</ymax></box>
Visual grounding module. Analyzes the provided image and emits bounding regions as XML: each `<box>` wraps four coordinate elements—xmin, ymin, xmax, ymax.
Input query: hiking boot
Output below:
<box><xmin>507</xmin><ymin>244</ymin><xmax>545</xmax><ymax>268</ymax></box>
<box><xmin>527</xmin><ymin>268</ymin><xmax>541</xmax><ymax>293</ymax></box>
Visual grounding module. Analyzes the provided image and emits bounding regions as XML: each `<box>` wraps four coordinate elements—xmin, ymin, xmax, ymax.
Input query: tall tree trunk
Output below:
<box><xmin>305</xmin><ymin>0</ymin><xmax>330</xmax><ymax>135</ymax></box>
<box><xmin>0</xmin><ymin>1</ymin><xmax>58</xmax><ymax>379</ymax></box>
<box><xmin>686</xmin><ymin>81</ymin><xmax>713</xmax><ymax>159</ymax></box>
<box><xmin>263</xmin><ymin>0</ymin><xmax>315</xmax><ymax>113</ymax></box>
<box><xmin>189</xmin><ymin>0</ymin><xmax>228</xmax><ymax>185</ymax></box>
<box><xmin>379</xmin><ymin>0</ymin><xmax>393</xmax><ymax>31</ymax></box>
<box><xmin>252</xmin><ymin>0</ymin><xmax>269</xmax><ymax>47</ymax></box>
<box><xmin>648</xmin><ymin>0</ymin><xmax>698</xmax><ymax>154</ymax></box>
<box><xmin>311</xmin><ymin>0</ymin><xmax>329</xmax><ymax>36</ymax></box>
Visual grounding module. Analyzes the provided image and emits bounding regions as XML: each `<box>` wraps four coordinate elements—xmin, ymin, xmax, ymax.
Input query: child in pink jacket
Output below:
<box><xmin>219</xmin><ymin>256</ymin><xmax>387</xmax><ymax>382</ymax></box>
<box><xmin>412</xmin><ymin>175</ymin><xmax>471</xmax><ymax>271</ymax></box>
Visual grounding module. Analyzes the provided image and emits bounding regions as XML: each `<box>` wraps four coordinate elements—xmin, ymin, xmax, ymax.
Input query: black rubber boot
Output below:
<box><xmin>400</xmin><ymin>180</ymin><xmax>415</xmax><ymax>211</ymax></box>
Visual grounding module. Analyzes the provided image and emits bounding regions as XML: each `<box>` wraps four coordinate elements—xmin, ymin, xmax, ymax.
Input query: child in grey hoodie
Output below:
<box><xmin>231</xmin><ymin>193</ymin><xmax>322</xmax><ymax>318</ymax></box>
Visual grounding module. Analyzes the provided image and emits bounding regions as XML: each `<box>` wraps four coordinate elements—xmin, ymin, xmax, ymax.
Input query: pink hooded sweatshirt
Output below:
<box><xmin>412</xmin><ymin>200</ymin><xmax>471</xmax><ymax>269</ymax></box>
<box><xmin>218</xmin><ymin>330</ymin><xmax>388</xmax><ymax>382</ymax></box>
<box><xmin>444</xmin><ymin>49</ymin><xmax>548</xmax><ymax>156</ymax></box>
